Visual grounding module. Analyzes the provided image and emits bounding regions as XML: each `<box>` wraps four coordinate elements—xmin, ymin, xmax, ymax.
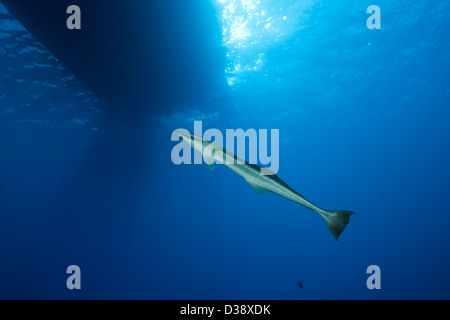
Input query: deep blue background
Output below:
<box><xmin>0</xmin><ymin>1</ymin><xmax>449</xmax><ymax>299</ymax></box>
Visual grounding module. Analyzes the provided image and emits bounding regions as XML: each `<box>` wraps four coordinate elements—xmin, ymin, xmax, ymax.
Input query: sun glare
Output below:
<box><xmin>214</xmin><ymin>0</ymin><xmax>301</xmax><ymax>86</ymax></box>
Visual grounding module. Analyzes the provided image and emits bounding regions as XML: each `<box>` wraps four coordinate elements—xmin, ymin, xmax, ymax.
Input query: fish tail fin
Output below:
<box><xmin>319</xmin><ymin>210</ymin><xmax>356</xmax><ymax>241</ymax></box>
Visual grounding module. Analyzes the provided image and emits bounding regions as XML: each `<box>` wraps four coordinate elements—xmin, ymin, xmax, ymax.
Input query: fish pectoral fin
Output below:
<box><xmin>206</xmin><ymin>162</ymin><xmax>215</xmax><ymax>172</ymax></box>
<box><xmin>245</xmin><ymin>179</ymin><xmax>268</xmax><ymax>195</ymax></box>
<box><xmin>202</xmin><ymin>153</ymin><xmax>215</xmax><ymax>172</ymax></box>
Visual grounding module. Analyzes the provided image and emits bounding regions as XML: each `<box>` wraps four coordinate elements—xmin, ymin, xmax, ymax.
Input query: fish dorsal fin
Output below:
<box><xmin>245</xmin><ymin>179</ymin><xmax>268</xmax><ymax>195</ymax></box>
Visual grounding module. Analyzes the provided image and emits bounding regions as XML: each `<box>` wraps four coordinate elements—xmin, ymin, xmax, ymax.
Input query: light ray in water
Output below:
<box><xmin>214</xmin><ymin>0</ymin><xmax>318</xmax><ymax>86</ymax></box>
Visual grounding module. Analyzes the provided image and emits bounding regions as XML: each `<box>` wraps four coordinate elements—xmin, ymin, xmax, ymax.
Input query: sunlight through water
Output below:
<box><xmin>214</xmin><ymin>0</ymin><xmax>318</xmax><ymax>86</ymax></box>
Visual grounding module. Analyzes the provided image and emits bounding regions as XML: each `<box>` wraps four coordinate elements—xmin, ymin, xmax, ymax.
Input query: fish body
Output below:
<box><xmin>175</xmin><ymin>131</ymin><xmax>355</xmax><ymax>241</ymax></box>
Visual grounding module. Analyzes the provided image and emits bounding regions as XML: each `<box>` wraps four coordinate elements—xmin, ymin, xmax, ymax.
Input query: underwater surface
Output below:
<box><xmin>0</xmin><ymin>0</ymin><xmax>449</xmax><ymax>299</ymax></box>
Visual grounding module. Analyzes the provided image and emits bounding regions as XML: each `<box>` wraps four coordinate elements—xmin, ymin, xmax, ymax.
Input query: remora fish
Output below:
<box><xmin>175</xmin><ymin>131</ymin><xmax>356</xmax><ymax>241</ymax></box>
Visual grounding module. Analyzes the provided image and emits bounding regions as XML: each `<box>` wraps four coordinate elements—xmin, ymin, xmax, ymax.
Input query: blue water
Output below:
<box><xmin>1</xmin><ymin>1</ymin><xmax>449</xmax><ymax>299</ymax></box>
